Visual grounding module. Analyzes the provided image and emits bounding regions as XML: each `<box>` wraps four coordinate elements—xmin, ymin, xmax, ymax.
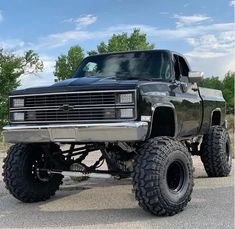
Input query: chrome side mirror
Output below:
<box><xmin>188</xmin><ymin>71</ymin><xmax>204</xmax><ymax>83</ymax></box>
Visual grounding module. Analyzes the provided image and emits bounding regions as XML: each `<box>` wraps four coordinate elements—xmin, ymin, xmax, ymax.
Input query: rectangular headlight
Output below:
<box><xmin>13</xmin><ymin>112</ymin><xmax>25</xmax><ymax>121</ymax></box>
<box><xmin>13</xmin><ymin>98</ymin><xmax>24</xmax><ymax>107</ymax></box>
<box><xmin>120</xmin><ymin>108</ymin><xmax>134</xmax><ymax>118</ymax></box>
<box><xmin>119</xmin><ymin>93</ymin><xmax>133</xmax><ymax>103</ymax></box>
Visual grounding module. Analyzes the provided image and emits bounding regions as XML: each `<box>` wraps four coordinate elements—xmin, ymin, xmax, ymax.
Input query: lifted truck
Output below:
<box><xmin>2</xmin><ymin>50</ymin><xmax>232</xmax><ymax>216</ymax></box>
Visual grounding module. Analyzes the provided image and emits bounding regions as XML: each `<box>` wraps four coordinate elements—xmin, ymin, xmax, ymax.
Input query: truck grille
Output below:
<box><xmin>9</xmin><ymin>90</ymin><xmax>136</xmax><ymax>123</ymax></box>
<box><xmin>24</xmin><ymin>92</ymin><xmax>116</xmax><ymax>107</ymax></box>
<box><xmin>24</xmin><ymin>108</ymin><xmax>116</xmax><ymax>121</ymax></box>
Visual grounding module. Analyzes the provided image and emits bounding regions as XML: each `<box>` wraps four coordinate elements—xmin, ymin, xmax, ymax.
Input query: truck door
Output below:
<box><xmin>172</xmin><ymin>54</ymin><xmax>202</xmax><ymax>137</ymax></box>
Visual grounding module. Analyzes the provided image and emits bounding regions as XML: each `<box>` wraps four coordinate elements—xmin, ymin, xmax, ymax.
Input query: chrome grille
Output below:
<box><xmin>24</xmin><ymin>92</ymin><xmax>116</xmax><ymax>107</ymax></box>
<box><xmin>9</xmin><ymin>90</ymin><xmax>136</xmax><ymax>123</ymax></box>
<box><xmin>23</xmin><ymin>108</ymin><xmax>116</xmax><ymax>121</ymax></box>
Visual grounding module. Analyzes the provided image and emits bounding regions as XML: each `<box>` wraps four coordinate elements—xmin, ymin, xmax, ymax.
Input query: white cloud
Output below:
<box><xmin>64</xmin><ymin>14</ymin><xmax>97</xmax><ymax>29</ymax></box>
<box><xmin>19</xmin><ymin>72</ymin><xmax>55</xmax><ymax>89</ymax></box>
<box><xmin>186</xmin><ymin>52</ymin><xmax>235</xmax><ymax>78</ymax></box>
<box><xmin>230</xmin><ymin>0</ymin><xmax>235</xmax><ymax>6</ymax></box>
<box><xmin>0</xmin><ymin>10</ymin><xmax>3</xmax><ymax>23</ymax></box>
<box><xmin>0</xmin><ymin>39</ymin><xmax>27</xmax><ymax>52</ymax></box>
<box><xmin>2</xmin><ymin>12</ymin><xmax>234</xmax><ymax>89</ymax></box>
<box><xmin>185</xmin><ymin>29</ymin><xmax>235</xmax><ymax>77</ymax></box>
<box><xmin>186</xmin><ymin>32</ymin><xmax>235</xmax><ymax>54</ymax></box>
<box><xmin>173</xmin><ymin>14</ymin><xmax>211</xmax><ymax>27</ymax></box>
<box><xmin>9</xmin><ymin>12</ymin><xmax>230</xmax><ymax>51</ymax></box>
<box><xmin>105</xmin><ymin>22</ymin><xmax>234</xmax><ymax>41</ymax></box>
<box><xmin>18</xmin><ymin>55</ymin><xmax>56</xmax><ymax>89</ymax></box>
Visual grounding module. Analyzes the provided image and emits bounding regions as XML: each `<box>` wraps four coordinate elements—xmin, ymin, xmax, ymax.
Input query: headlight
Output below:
<box><xmin>119</xmin><ymin>93</ymin><xmax>133</xmax><ymax>103</ymax></box>
<box><xmin>12</xmin><ymin>112</ymin><xmax>25</xmax><ymax>121</ymax></box>
<box><xmin>13</xmin><ymin>98</ymin><xmax>24</xmax><ymax>107</ymax></box>
<box><xmin>119</xmin><ymin>108</ymin><xmax>134</xmax><ymax>118</ymax></box>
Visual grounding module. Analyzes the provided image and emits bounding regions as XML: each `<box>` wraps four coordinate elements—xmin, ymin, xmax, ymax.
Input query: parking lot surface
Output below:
<box><xmin>0</xmin><ymin>152</ymin><xmax>234</xmax><ymax>229</ymax></box>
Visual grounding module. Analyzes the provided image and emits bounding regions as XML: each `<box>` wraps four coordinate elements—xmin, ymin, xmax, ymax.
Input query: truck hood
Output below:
<box><xmin>11</xmin><ymin>77</ymin><xmax>140</xmax><ymax>95</ymax></box>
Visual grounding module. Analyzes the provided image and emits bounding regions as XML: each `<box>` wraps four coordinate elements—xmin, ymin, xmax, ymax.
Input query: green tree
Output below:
<box><xmin>199</xmin><ymin>72</ymin><xmax>234</xmax><ymax>112</ymax></box>
<box><xmin>0</xmin><ymin>49</ymin><xmax>43</xmax><ymax>128</ymax></box>
<box><xmin>198</xmin><ymin>76</ymin><xmax>223</xmax><ymax>90</ymax></box>
<box><xmin>89</xmin><ymin>28</ymin><xmax>154</xmax><ymax>54</ymax></box>
<box><xmin>54</xmin><ymin>45</ymin><xmax>84</xmax><ymax>81</ymax></box>
<box><xmin>222</xmin><ymin>71</ymin><xmax>234</xmax><ymax>112</ymax></box>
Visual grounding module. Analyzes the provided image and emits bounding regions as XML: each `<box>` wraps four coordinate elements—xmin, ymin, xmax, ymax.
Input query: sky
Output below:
<box><xmin>0</xmin><ymin>0</ymin><xmax>234</xmax><ymax>89</ymax></box>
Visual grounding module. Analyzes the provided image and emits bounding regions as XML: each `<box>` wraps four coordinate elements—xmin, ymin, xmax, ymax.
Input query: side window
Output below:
<box><xmin>178</xmin><ymin>56</ymin><xmax>189</xmax><ymax>77</ymax></box>
<box><xmin>173</xmin><ymin>55</ymin><xmax>189</xmax><ymax>82</ymax></box>
<box><xmin>173</xmin><ymin>55</ymin><xmax>180</xmax><ymax>80</ymax></box>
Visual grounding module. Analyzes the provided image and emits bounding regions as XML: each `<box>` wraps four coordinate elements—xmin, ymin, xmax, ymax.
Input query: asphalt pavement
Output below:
<box><xmin>0</xmin><ymin>152</ymin><xmax>234</xmax><ymax>229</ymax></box>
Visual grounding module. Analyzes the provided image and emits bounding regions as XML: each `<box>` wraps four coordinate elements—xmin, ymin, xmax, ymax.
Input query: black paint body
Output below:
<box><xmin>10</xmin><ymin>50</ymin><xmax>226</xmax><ymax>140</ymax></box>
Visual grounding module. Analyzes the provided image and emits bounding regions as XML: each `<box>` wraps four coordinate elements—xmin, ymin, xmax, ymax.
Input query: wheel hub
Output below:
<box><xmin>31</xmin><ymin>156</ymin><xmax>52</xmax><ymax>182</ymax></box>
<box><xmin>166</xmin><ymin>161</ymin><xmax>185</xmax><ymax>192</ymax></box>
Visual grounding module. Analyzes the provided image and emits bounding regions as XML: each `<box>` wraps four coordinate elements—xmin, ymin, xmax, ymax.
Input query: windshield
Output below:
<box><xmin>74</xmin><ymin>51</ymin><xmax>172</xmax><ymax>81</ymax></box>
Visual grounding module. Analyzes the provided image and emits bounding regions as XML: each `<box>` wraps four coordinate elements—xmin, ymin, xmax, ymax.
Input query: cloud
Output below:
<box><xmin>18</xmin><ymin>55</ymin><xmax>56</xmax><ymax>89</ymax></box>
<box><xmin>230</xmin><ymin>0</ymin><xmax>235</xmax><ymax>6</ymax></box>
<box><xmin>105</xmin><ymin>22</ymin><xmax>234</xmax><ymax>40</ymax></box>
<box><xmin>185</xmin><ymin>30</ymin><xmax>235</xmax><ymax>77</ymax></box>
<box><xmin>1</xmin><ymin>12</ymin><xmax>234</xmax><ymax>89</ymax></box>
<box><xmin>0</xmin><ymin>10</ymin><xmax>3</xmax><ymax>23</ymax></box>
<box><xmin>0</xmin><ymin>39</ymin><xmax>27</xmax><ymax>52</ymax></box>
<box><xmin>19</xmin><ymin>72</ymin><xmax>55</xmax><ymax>89</ymax></box>
<box><xmin>186</xmin><ymin>52</ymin><xmax>235</xmax><ymax>78</ymax></box>
<box><xmin>63</xmin><ymin>14</ymin><xmax>97</xmax><ymax>29</ymax></box>
<box><xmin>186</xmin><ymin>32</ymin><xmax>235</xmax><ymax>54</ymax></box>
<box><xmin>8</xmin><ymin>12</ymin><xmax>230</xmax><ymax>51</ymax></box>
<box><xmin>173</xmin><ymin>14</ymin><xmax>211</xmax><ymax>27</ymax></box>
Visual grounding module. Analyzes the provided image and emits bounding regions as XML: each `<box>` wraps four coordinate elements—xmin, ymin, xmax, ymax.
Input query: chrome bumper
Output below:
<box><xmin>3</xmin><ymin>122</ymin><xmax>148</xmax><ymax>143</ymax></box>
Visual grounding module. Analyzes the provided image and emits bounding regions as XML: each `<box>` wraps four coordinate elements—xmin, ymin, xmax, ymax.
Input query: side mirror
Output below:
<box><xmin>188</xmin><ymin>71</ymin><xmax>203</xmax><ymax>83</ymax></box>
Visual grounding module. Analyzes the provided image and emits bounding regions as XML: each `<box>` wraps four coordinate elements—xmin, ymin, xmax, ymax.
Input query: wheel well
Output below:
<box><xmin>150</xmin><ymin>107</ymin><xmax>175</xmax><ymax>138</ymax></box>
<box><xmin>211</xmin><ymin>110</ymin><xmax>221</xmax><ymax>126</ymax></box>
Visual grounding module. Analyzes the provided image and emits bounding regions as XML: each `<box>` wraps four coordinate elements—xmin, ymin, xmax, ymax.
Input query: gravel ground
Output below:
<box><xmin>0</xmin><ymin>151</ymin><xmax>234</xmax><ymax>229</ymax></box>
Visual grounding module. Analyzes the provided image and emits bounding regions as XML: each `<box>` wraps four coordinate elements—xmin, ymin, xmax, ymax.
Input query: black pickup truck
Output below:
<box><xmin>2</xmin><ymin>50</ymin><xmax>232</xmax><ymax>216</ymax></box>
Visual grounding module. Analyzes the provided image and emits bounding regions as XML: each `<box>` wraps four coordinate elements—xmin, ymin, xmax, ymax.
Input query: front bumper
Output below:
<box><xmin>3</xmin><ymin>122</ymin><xmax>149</xmax><ymax>143</ymax></box>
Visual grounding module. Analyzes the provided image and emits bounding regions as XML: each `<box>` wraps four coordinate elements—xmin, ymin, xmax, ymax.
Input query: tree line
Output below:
<box><xmin>198</xmin><ymin>73</ymin><xmax>234</xmax><ymax>113</ymax></box>
<box><xmin>0</xmin><ymin>29</ymin><xmax>234</xmax><ymax>128</ymax></box>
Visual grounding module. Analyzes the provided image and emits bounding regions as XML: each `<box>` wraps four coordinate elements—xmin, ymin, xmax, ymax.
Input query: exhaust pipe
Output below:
<box><xmin>45</xmin><ymin>169</ymin><xmax>112</xmax><ymax>179</ymax></box>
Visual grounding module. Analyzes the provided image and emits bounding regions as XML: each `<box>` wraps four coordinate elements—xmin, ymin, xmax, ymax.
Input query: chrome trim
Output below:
<box><xmin>10</xmin><ymin>103</ymin><xmax>135</xmax><ymax>110</ymax></box>
<box><xmin>9</xmin><ymin>89</ymin><xmax>136</xmax><ymax>98</ymax></box>
<box><xmin>9</xmin><ymin>105</ymin><xmax>135</xmax><ymax>112</ymax></box>
<box><xmin>9</xmin><ymin>119</ymin><xmax>136</xmax><ymax>124</ymax></box>
<box><xmin>3</xmin><ymin>121</ymin><xmax>148</xmax><ymax>143</ymax></box>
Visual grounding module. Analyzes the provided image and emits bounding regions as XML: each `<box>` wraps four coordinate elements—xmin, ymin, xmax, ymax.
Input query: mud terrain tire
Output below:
<box><xmin>133</xmin><ymin>137</ymin><xmax>193</xmax><ymax>216</ymax></box>
<box><xmin>2</xmin><ymin>143</ymin><xmax>63</xmax><ymax>202</ymax></box>
<box><xmin>201</xmin><ymin>126</ymin><xmax>232</xmax><ymax>177</ymax></box>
